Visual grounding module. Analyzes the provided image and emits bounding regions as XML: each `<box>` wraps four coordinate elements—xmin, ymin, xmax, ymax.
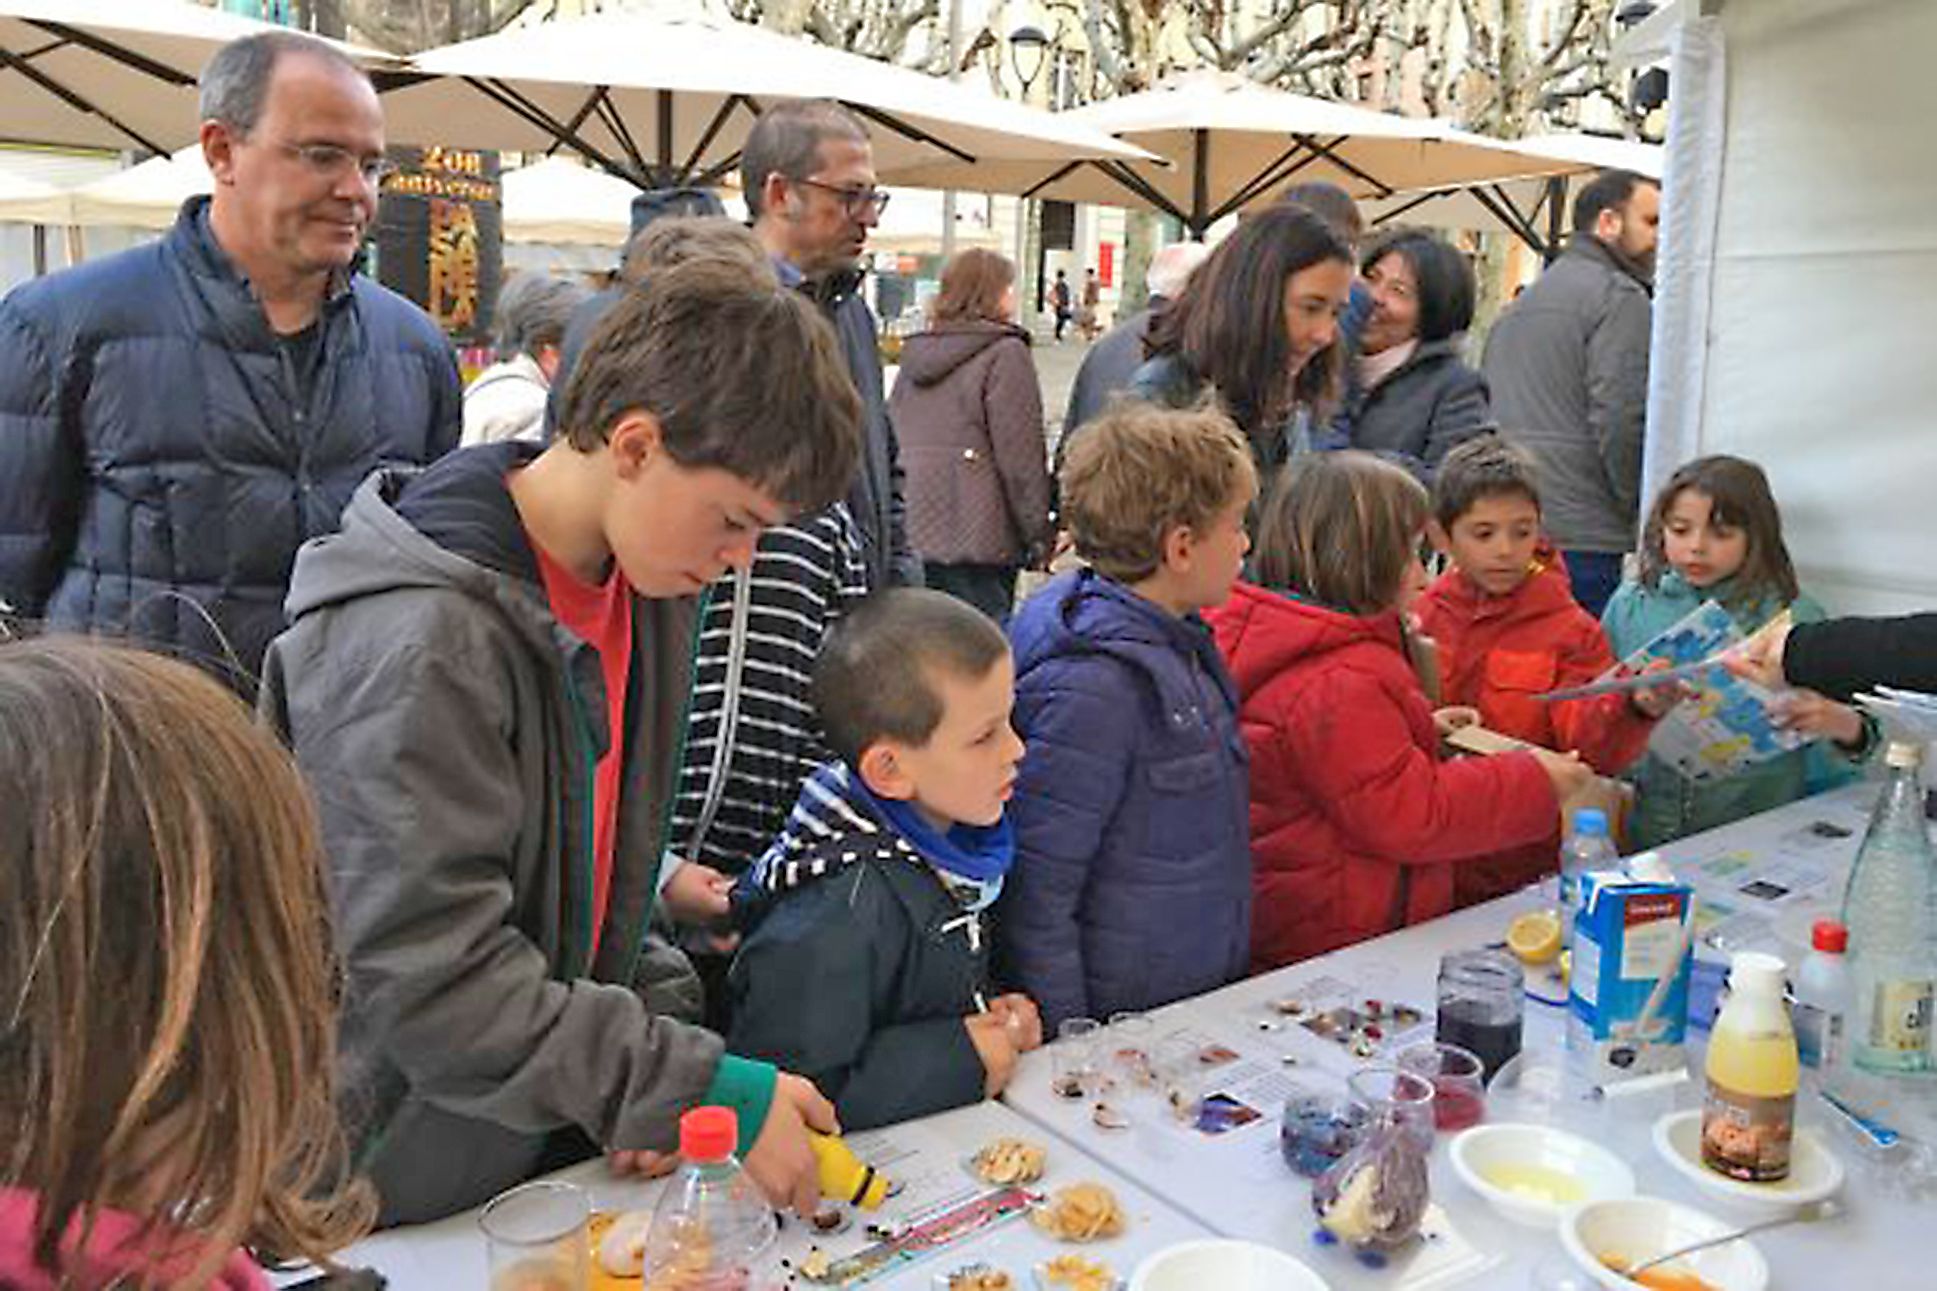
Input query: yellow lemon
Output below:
<box><xmin>1507</xmin><ymin>910</ymin><xmax>1563</xmax><ymax>964</ymax></box>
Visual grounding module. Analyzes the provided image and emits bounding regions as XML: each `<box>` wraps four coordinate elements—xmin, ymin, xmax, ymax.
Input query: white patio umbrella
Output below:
<box><xmin>65</xmin><ymin>144</ymin><xmax>209</xmax><ymax>231</ymax></box>
<box><xmin>371</xmin><ymin>6</ymin><xmax>1154</xmax><ymax>193</ymax></box>
<box><xmin>889</xmin><ymin>70</ymin><xmax>1581</xmax><ymax>237</ymax></box>
<box><xmin>501</xmin><ymin>155</ymin><xmax>640</xmax><ymax>247</ymax></box>
<box><xmin>0</xmin><ymin>165</ymin><xmax>72</xmax><ymax>225</ymax></box>
<box><xmin>1361</xmin><ymin>132</ymin><xmax>1664</xmax><ymax>256</ymax></box>
<box><xmin>0</xmin><ymin>0</ymin><xmax>397</xmax><ymax>156</ymax></box>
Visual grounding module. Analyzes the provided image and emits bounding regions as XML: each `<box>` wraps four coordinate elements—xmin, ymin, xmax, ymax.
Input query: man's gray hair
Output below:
<box><xmin>199</xmin><ymin>31</ymin><xmax>369</xmax><ymax>134</ymax></box>
<box><xmin>1146</xmin><ymin>242</ymin><xmax>1210</xmax><ymax>301</ymax></box>
<box><xmin>740</xmin><ymin>98</ymin><xmax>869</xmax><ymax>221</ymax></box>
<box><xmin>494</xmin><ymin>272</ymin><xmax>593</xmax><ymax>361</ymax></box>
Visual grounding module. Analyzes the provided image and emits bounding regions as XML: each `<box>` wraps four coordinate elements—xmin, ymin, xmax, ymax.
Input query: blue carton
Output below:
<box><xmin>1568</xmin><ymin>870</ymin><xmax>1695</xmax><ymax>1079</ymax></box>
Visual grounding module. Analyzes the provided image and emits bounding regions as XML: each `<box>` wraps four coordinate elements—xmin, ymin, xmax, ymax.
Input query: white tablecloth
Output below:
<box><xmin>1001</xmin><ymin>784</ymin><xmax>1937</xmax><ymax>1290</ymax></box>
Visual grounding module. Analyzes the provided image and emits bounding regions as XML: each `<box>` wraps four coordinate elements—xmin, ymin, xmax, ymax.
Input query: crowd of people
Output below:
<box><xmin>2</xmin><ymin>26</ymin><xmax>1934</xmax><ymax>1290</ymax></box>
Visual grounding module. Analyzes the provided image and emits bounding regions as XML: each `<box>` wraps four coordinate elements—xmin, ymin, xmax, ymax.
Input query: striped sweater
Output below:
<box><xmin>668</xmin><ymin>505</ymin><xmax>871</xmax><ymax>874</ymax></box>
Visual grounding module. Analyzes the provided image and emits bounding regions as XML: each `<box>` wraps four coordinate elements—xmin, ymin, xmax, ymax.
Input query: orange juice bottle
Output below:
<box><xmin>1702</xmin><ymin>951</ymin><xmax>1799</xmax><ymax>1182</ymax></box>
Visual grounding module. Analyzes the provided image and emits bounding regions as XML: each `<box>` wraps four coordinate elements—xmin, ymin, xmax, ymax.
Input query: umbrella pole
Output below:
<box><xmin>1190</xmin><ymin>128</ymin><xmax>1209</xmax><ymax>239</ymax></box>
<box><xmin>1471</xmin><ymin>184</ymin><xmax>1546</xmax><ymax>258</ymax></box>
<box><xmin>1542</xmin><ymin>176</ymin><xmax>1566</xmax><ymax>261</ymax></box>
<box><xmin>657</xmin><ymin>88</ymin><xmax>675</xmax><ymax>187</ymax></box>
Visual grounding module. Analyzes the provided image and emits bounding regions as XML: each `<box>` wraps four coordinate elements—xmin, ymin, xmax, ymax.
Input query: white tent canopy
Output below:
<box><xmin>1632</xmin><ymin>0</ymin><xmax>1936</xmax><ymax>615</ymax></box>
<box><xmin>501</xmin><ymin>156</ymin><xmax>641</xmax><ymax>247</ymax></box>
<box><xmin>371</xmin><ymin>7</ymin><xmax>1152</xmax><ymax>194</ymax></box>
<box><xmin>0</xmin><ymin>0</ymin><xmax>394</xmax><ymax>156</ymax></box>
<box><xmin>0</xmin><ymin>165</ymin><xmax>72</xmax><ymax>225</ymax></box>
<box><xmin>65</xmin><ymin>144</ymin><xmax>208</xmax><ymax>231</ymax></box>
<box><xmin>1361</xmin><ymin>133</ymin><xmax>1664</xmax><ymax>254</ymax></box>
<box><xmin>887</xmin><ymin>70</ymin><xmax>1581</xmax><ymax>236</ymax></box>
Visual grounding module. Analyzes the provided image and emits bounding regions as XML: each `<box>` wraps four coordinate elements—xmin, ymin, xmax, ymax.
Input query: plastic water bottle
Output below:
<box><xmin>1793</xmin><ymin>919</ymin><xmax>1853</xmax><ymax>1077</ymax></box>
<box><xmin>1841</xmin><ymin>742</ymin><xmax>1936</xmax><ymax>1077</ymax></box>
<box><xmin>643</xmin><ymin>1106</ymin><xmax>778</xmax><ymax>1289</ymax></box>
<box><xmin>1560</xmin><ymin>808</ymin><xmax>1617</xmax><ymax>918</ymax></box>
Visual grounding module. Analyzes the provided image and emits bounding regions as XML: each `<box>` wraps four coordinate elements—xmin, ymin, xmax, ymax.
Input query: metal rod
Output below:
<box><xmin>845</xmin><ymin>102</ymin><xmax>976</xmax><ymax>165</ymax></box>
<box><xmin>682</xmin><ymin>94</ymin><xmax>745</xmax><ymax>178</ymax></box>
<box><xmin>1020</xmin><ymin>159</ymin><xmax>1082</xmax><ymax>201</ymax></box>
<box><xmin>0</xmin><ymin>43</ymin><xmax>169</xmax><ymax>156</ymax></box>
<box><xmin>1190</xmin><ymin>127</ymin><xmax>1210</xmax><ymax>236</ymax></box>
<box><xmin>656</xmin><ymin>87</ymin><xmax>674</xmax><ymax>180</ymax></box>
<box><xmin>1291</xmin><ymin>133</ymin><xmax>1394</xmax><ymax>198</ymax></box>
<box><xmin>25</xmin><ymin>20</ymin><xmax>194</xmax><ymax>87</ymax></box>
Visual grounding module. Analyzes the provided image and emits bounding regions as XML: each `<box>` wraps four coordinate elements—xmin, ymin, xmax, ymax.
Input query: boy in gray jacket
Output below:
<box><xmin>262</xmin><ymin>259</ymin><xmax>860</xmax><ymax>1225</ymax></box>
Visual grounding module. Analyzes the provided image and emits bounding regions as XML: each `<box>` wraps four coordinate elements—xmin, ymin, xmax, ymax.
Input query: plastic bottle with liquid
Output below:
<box><xmin>1841</xmin><ymin>740</ymin><xmax>1937</xmax><ymax>1077</ymax></box>
<box><xmin>1560</xmin><ymin>807</ymin><xmax>1618</xmax><ymax>919</ymax></box>
<box><xmin>1702</xmin><ymin>951</ymin><xmax>1800</xmax><ymax>1183</ymax></box>
<box><xmin>1793</xmin><ymin>919</ymin><xmax>1853</xmax><ymax>1076</ymax></box>
<box><xmin>643</xmin><ymin>1106</ymin><xmax>778</xmax><ymax>1290</ymax></box>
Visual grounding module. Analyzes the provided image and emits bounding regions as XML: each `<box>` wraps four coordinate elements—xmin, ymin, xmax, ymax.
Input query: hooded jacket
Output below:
<box><xmin>728</xmin><ymin>764</ymin><xmax>995</xmax><ymax>1130</ymax></box>
<box><xmin>1415</xmin><ymin>547</ymin><xmax>1657</xmax><ymax>904</ymax></box>
<box><xmin>1482</xmin><ymin>233</ymin><xmax>1653</xmax><ymax>554</ymax></box>
<box><xmin>0</xmin><ymin>196</ymin><xmax>459</xmax><ymax>692</ymax></box>
<box><xmin>1338</xmin><ymin>336</ymin><xmax>1492</xmax><ymax>482</ymax></box>
<box><xmin>999</xmin><ymin>571</ymin><xmax>1252</xmax><ymax>1030</ymax></box>
<box><xmin>259</xmin><ymin>442</ymin><xmax>770</xmax><ymax>1226</ymax></box>
<box><xmin>1208</xmin><ymin>582</ymin><xmax>1558</xmax><ymax>970</ymax></box>
<box><xmin>890</xmin><ymin>320</ymin><xmax>1051</xmax><ymax>568</ymax></box>
<box><xmin>1601</xmin><ymin>571</ymin><xmax>1858</xmax><ymax>849</ymax></box>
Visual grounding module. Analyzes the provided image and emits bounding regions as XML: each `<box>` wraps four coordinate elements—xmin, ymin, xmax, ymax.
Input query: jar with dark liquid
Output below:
<box><xmin>1434</xmin><ymin>948</ymin><xmax>1523</xmax><ymax>1083</ymax></box>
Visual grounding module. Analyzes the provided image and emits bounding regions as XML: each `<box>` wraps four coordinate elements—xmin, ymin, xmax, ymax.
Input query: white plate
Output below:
<box><xmin>1128</xmin><ymin>1239</ymin><xmax>1330</xmax><ymax>1291</ymax></box>
<box><xmin>1652</xmin><ymin>1108</ymin><xmax>1844</xmax><ymax>1215</ymax></box>
<box><xmin>1449</xmin><ymin>1122</ymin><xmax>1637</xmax><ymax>1229</ymax></box>
<box><xmin>1562</xmin><ymin>1195</ymin><xmax>1770</xmax><ymax>1291</ymax></box>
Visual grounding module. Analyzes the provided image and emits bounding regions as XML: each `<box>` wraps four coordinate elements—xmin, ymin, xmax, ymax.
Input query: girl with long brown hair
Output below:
<box><xmin>0</xmin><ymin>639</ymin><xmax>371</xmax><ymax>1289</ymax></box>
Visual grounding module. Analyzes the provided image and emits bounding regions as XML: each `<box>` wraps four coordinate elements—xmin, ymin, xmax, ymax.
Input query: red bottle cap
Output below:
<box><xmin>1811</xmin><ymin>919</ymin><xmax>1848</xmax><ymax>954</ymax></box>
<box><xmin>679</xmin><ymin>1106</ymin><xmax>738</xmax><ymax>1162</ymax></box>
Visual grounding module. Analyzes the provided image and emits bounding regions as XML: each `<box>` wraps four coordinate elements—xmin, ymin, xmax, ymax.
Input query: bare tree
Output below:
<box><xmin>339</xmin><ymin>0</ymin><xmax>535</xmax><ymax>52</ymax></box>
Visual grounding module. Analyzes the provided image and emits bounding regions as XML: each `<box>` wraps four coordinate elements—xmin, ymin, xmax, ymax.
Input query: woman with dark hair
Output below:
<box><xmin>1128</xmin><ymin>205</ymin><xmax>1354</xmax><ymax>475</ymax></box>
<box><xmin>1338</xmin><ymin>228</ymin><xmax>1491</xmax><ymax>481</ymax></box>
<box><xmin>890</xmin><ymin>248</ymin><xmax>1051</xmax><ymax>622</ymax></box>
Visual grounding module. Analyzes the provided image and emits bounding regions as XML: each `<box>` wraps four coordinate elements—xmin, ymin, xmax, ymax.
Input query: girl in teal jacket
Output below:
<box><xmin>1602</xmin><ymin>456</ymin><xmax>1874</xmax><ymax>848</ymax></box>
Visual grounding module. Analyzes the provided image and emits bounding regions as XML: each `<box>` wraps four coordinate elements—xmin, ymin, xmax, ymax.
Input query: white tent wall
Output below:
<box><xmin>1645</xmin><ymin>0</ymin><xmax>1937</xmax><ymax>615</ymax></box>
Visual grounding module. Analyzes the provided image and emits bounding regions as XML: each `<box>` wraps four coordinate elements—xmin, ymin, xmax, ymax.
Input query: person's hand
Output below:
<box><xmin>1433</xmin><ymin>706</ymin><xmax>1482</xmax><ymax>738</ymax></box>
<box><xmin>964</xmin><ymin>1011</ymin><xmax>1021</xmax><ymax>1097</ymax></box>
<box><xmin>1726</xmin><ymin>617</ymin><xmax>1793</xmax><ymax>690</ymax></box>
<box><xmin>1530</xmin><ymin>747</ymin><xmax>1593</xmax><ymax>802</ymax></box>
<box><xmin>1770</xmin><ymin>688</ymin><xmax>1866</xmax><ymax>746</ymax></box>
<box><xmin>987</xmin><ymin>993</ymin><xmax>1043</xmax><ymax>1052</ymax></box>
<box><xmin>660</xmin><ymin>860</ymin><xmax>734</xmax><ymax>928</ymax></box>
<box><xmin>606</xmin><ymin>1147</ymin><xmax>679</xmax><ymax>1179</ymax></box>
<box><xmin>742</xmin><ymin>1073</ymin><xmax>839</xmax><ymax>1218</ymax></box>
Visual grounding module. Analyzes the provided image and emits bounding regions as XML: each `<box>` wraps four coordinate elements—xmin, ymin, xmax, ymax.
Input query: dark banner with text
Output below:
<box><xmin>376</xmin><ymin>145</ymin><xmax>502</xmax><ymax>346</ymax></box>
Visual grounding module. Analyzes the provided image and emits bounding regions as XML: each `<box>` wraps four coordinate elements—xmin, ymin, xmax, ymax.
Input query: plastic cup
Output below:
<box><xmin>1107</xmin><ymin>1011</ymin><xmax>1157</xmax><ymax>1090</ymax></box>
<box><xmin>1398</xmin><ymin>1041</ymin><xmax>1488</xmax><ymax>1132</ymax></box>
<box><xmin>1347</xmin><ymin>1064</ymin><xmax>1436</xmax><ymax>1152</ymax></box>
<box><xmin>1051</xmin><ymin>1016</ymin><xmax>1102</xmax><ymax>1100</ymax></box>
<box><xmin>1279</xmin><ymin>1078</ymin><xmax>1373</xmax><ymax>1178</ymax></box>
<box><xmin>479</xmin><ymin>1180</ymin><xmax>589</xmax><ymax>1291</ymax></box>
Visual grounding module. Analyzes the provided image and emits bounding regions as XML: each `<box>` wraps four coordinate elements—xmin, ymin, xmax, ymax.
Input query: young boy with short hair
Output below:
<box><xmin>1414</xmin><ymin>436</ymin><xmax>1670</xmax><ymax>903</ymax></box>
<box><xmin>999</xmin><ymin>404</ymin><xmax>1258</xmax><ymax>1030</ymax></box>
<box><xmin>727</xmin><ymin>590</ymin><xmax>1042</xmax><ymax>1130</ymax></box>
<box><xmin>261</xmin><ymin>258</ymin><xmax>858</xmax><ymax>1225</ymax></box>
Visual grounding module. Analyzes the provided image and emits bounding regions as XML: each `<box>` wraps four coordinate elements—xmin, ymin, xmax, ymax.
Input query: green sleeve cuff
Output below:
<box><xmin>702</xmin><ymin>1054</ymin><xmax>778</xmax><ymax>1151</ymax></box>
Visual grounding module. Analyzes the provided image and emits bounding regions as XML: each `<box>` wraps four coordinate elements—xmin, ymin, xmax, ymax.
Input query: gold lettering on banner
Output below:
<box><xmin>428</xmin><ymin>199</ymin><xmax>481</xmax><ymax>334</ymax></box>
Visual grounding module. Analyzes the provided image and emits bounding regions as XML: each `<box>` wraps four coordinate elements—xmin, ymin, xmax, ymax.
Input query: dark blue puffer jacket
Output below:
<box><xmin>996</xmin><ymin>570</ymin><xmax>1252</xmax><ymax>1030</ymax></box>
<box><xmin>0</xmin><ymin>197</ymin><xmax>460</xmax><ymax>690</ymax></box>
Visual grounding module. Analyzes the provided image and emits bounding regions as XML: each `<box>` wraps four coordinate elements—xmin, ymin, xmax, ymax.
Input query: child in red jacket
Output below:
<box><xmin>1208</xmin><ymin>452</ymin><xmax>1591</xmax><ymax>970</ymax></box>
<box><xmin>1414</xmin><ymin>438</ymin><xmax>1677</xmax><ymax>905</ymax></box>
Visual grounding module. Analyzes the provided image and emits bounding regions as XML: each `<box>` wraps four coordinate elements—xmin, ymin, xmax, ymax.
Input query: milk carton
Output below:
<box><xmin>1567</xmin><ymin>866</ymin><xmax>1695</xmax><ymax>1080</ymax></box>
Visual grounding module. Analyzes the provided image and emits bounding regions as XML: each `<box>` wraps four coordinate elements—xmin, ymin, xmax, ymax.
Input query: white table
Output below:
<box><xmin>312</xmin><ymin>1098</ymin><xmax>1210</xmax><ymax>1289</ymax></box>
<box><xmin>1003</xmin><ymin>784</ymin><xmax>1937</xmax><ymax>1290</ymax></box>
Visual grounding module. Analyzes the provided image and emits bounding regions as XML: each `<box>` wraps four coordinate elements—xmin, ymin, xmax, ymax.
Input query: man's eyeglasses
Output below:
<box><xmin>264</xmin><ymin>139</ymin><xmax>394</xmax><ymax>187</ymax></box>
<box><xmin>792</xmin><ymin>177</ymin><xmax>891</xmax><ymax>218</ymax></box>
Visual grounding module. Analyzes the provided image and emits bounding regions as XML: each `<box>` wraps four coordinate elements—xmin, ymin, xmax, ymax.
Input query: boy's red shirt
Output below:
<box><xmin>1415</xmin><ymin>547</ymin><xmax>1657</xmax><ymax>905</ymax></box>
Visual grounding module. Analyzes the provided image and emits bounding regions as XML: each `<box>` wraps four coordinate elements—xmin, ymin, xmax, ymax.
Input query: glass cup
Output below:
<box><xmin>1051</xmin><ymin>1016</ymin><xmax>1102</xmax><ymax>1100</ymax></box>
<box><xmin>1347</xmin><ymin>1064</ymin><xmax>1436</xmax><ymax>1152</ymax></box>
<box><xmin>1106</xmin><ymin>1011</ymin><xmax>1157</xmax><ymax>1092</ymax></box>
<box><xmin>1397</xmin><ymin>1040</ymin><xmax>1488</xmax><ymax>1132</ymax></box>
<box><xmin>479</xmin><ymin>1180</ymin><xmax>590</xmax><ymax>1291</ymax></box>
<box><xmin>1148</xmin><ymin>1032</ymin><xmax>1204</xmax><ymax>1122</ymax></box>
<box><xmin>1435</xmin><ymin>947</ymin><xmax>1525</xmax><ymax>1083</ymax></box>
<box><xmin>1279</xmin><ymin>1077</ymin><xmax>1373</xmax><ymax>1178</ymax></box>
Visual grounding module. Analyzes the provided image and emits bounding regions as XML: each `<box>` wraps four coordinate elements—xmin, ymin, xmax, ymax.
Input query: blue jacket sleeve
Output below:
<box><xmin>0</xmin><ymin>298</ymin><xmax>83</xmax><ymax>617</ymax></box>
<box><xmin>998</xmin><ymin>659</ymin><xmax>1135</xmax><ymax>1030</ymax></box>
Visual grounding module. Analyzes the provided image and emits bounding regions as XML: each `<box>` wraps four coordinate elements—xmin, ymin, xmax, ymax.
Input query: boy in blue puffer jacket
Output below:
<box><xmin>999</xmin><ymin>404</ymin><xmax>1258</xmax><ymax>1031</ymax></box>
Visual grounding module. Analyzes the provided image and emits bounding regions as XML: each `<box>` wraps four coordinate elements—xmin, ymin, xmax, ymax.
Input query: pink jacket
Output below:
<box><xmin>0</xmin><ymin>1188</ymin><xmax>270</xmax><ymax>1290</ymax></box>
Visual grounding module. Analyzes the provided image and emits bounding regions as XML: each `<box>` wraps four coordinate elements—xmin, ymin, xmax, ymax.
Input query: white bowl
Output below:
<box><xmin>1652</xmin><ymin>1109</ymin><xmax>1844</xmax><ymax>1216</ymax></box>
<box><xmin>1127</xmin><ymin>1239</ymin><xmax>1330</xmax><ymax>1291</ymax></box>
<box><xmin>1562</xmin><ymin>1196</ymin><xmax>1770</xmax><ymax>1291</ymax></box>
<box><xmin>1448</xmin><ymin>1122</ymin><xmax>1637</xmax><ymax>1229</ymax></box>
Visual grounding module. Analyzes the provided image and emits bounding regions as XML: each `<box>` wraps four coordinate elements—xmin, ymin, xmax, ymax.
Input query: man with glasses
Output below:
<box><xmin>744</xmin><ymin>98</ymin><xmax>919</xmax><ymax>591</ymax></box>
<box><xmin>0</xmin><ymin>31</ymin><xmax>459</xmax><ymax>692</ymax></box>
